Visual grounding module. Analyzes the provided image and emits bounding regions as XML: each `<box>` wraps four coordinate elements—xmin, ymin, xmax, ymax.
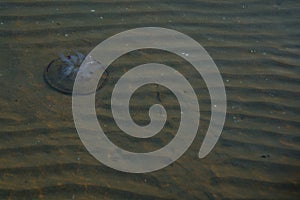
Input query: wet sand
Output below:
<box><xmin>0</xmin><ymin>0</ymin><xmax>299</xmax><ymax>199</ymax></box>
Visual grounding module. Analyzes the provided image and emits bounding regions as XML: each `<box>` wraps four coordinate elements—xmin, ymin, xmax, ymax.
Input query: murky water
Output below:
<box><xmin>0</xmin><ymin>0</ymin><xmax>299</xmax><ymax>199</ymax></box>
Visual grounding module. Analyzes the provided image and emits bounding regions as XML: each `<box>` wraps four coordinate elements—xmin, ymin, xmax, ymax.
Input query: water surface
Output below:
<box><xmin>0</xmin><ymin>0</ymin><xmax>299</xmax><ymax>199</ymax></box>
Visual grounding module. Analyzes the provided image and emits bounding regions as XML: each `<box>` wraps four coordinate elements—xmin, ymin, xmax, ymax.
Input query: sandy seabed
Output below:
<box><xmin>0</xmin><ymin>0</ymin><xmax>299</xmax><ymax>199</ymax></box>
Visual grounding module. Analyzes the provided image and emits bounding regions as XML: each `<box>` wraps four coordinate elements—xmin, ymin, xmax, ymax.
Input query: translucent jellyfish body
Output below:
<box><xmin>44</xmin><ymin>52</ymin><xmax>108</xmax><ymax>94</ymax></box>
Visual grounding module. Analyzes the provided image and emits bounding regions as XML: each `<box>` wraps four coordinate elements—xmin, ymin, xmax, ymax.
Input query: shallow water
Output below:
<box><xmin>0</xmin><ymin>0</ymin><xmax>299</xmax><ymax>199</ymax></box>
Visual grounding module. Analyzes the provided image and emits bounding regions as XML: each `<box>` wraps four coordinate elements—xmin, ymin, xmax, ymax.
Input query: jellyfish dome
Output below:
<box><xmin>44</xmin><ymin>51</ymin><xmax>108</xmax><ymax>95</ymax></box>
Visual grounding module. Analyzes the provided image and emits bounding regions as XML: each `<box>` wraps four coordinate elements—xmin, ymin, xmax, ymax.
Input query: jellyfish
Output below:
<box><xmin>44</xmin><ymin>51</ymin><xmax>108</xmax><ymax>95</ymax></box>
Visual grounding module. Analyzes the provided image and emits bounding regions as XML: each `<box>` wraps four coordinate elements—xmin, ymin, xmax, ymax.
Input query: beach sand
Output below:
<box><xmin>0</xmin><ymin>0</ymin><xmax>299</xmax><ymax>199</ymax></box>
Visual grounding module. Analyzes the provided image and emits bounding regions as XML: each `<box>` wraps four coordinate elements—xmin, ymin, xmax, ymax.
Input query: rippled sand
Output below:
<box><xmin>0</xmin><ymin>0</ymin><xmax>299</xmax><ymax>199</ymax></box>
